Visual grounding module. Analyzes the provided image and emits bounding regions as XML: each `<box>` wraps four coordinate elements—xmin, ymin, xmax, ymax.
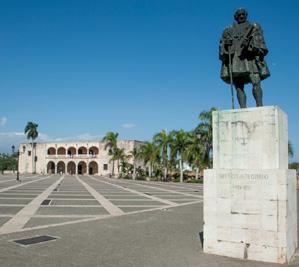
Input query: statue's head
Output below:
<box><xmin>234</xmin><ymin>8</ymin><xmax>248</xmax><ymax>24</ymax></box>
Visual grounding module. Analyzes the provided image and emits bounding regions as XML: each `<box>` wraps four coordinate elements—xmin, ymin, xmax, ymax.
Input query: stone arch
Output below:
<box><xmin>67</xmin><ymin>147</ymin><xmax>76</xmax><ymax>157</ymax></box>
<box><xmin>47</xmin><ymin>147</ymin><xmax>56</xmax><ymax>155</ymax></box>
<box><xmin>78</xmin><ymin>146</ymin><xmax>87</xmax><ymax>155</ymax></box>
<box><xmin>47</xmin><ymin>161</ymin><xmax>55</xmax><ymax>174</ymax></box>
<box><xmin>89</xmin><ymin>146</ymin><xmax>99</xmax><ymax>156</ymax></box>
<box><xmin>89</xmin><ymin>161</ymin><xmax>98</xmax><ymax>175</ymax></box>
<box><xmin>77</xmin><ymin>161</ymin><xmax>87</xmax><ymax>175</ymax></box>
<box><xmin>57</xmin><ymin>147</ymin><xmax>66</xmax><ymax>155</ymax></box>
<box><xmin>57</xmin><ymin>161</ymin><xmax>66</xmax><ymax>174</ymax></box>
<box><xmin>67</xmin><ymin>161</ymin><xmax>76</xmax><ymax>175</ymax></box>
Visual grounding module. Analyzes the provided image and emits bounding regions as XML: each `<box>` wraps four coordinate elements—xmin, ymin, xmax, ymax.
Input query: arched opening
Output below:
<box><xmin>67</xmin><ymin>161</ymin><xmax>76</xmax><ymax>175</ymax></box>
<box><xmin>57</xmin><ymin>161</ymin><xmax>66</xmax><ymax>174</ymax></box>
<box><xmin>67</xmin><ymin>147</ymin><xmax>76</xmax><ymax>157</ymax></box>
<box><xmin>47</xmin><ymin>161</ymin><xmax>55</xmax><ymax>174</ymax></box>
<box><xmin>57</xmin><ymin>147</ymin><xmax>66</xmax><ymax>155</ymax></box>
<box><xmin>78</xmin><ymin>146</ymin><xmax>87</xmax><ymax>155</ymax></box>
<box><xmin>47</xmin><ymin>147</ymin><xmax>56</xmax><ymax>155</ymax></box>
<box><xmin>77</xmin><ymin>161</ymin><xmax>87</xmax><ymax>175</ymax></box>
<box><xmin>89</xmin><ymin>161</ymin><xmax>98</xmax><ymax>175</ymax></box>
<box><xmin>89</xmin><ymin>146</ymin><xmax>99</xmax><ymax>157</ymax></box>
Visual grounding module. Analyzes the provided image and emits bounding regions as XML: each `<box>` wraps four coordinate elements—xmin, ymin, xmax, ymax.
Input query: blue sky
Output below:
<box><xmin>0</xmin><ymin>0</ymin><xmax>299</xmax><ymax>161</ymax></box>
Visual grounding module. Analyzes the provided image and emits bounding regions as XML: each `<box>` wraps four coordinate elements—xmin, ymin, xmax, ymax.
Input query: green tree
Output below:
<box><xmin>139</xmin><ymin>141</ymin><xmax>159</xmax><ymax>179</ymax></box>
<box><xmin>153</xmin><ymin>130</ymin><xmax>171</xmax><ymax>180</ymax></box>
<box><xmin>0</xmin><ymin>154</ymin><xmax>17</xmax><ymax>174</ymax></box>
<box><xmin>288</xmin><ymin>141</ymin><xmax>294</xmax><ymax>159</ymax></box>
<box><xmin>129</xmin><ymin>147</ymin><xmax>142</xmax><ymax>180</ymax></box>
<box><xmin>120</xmin><ymin>162</ymin><xmax>133</xmax><ymax>177</ymax></box>
<box><xmin>102</xmin><ymin>132</ymin><xmax>119</xmax><ymax>177</ymax></box>
<box><xmin>169</xmin><ymin>129</ymin><xmax>188</xmax><ymax>183</ymax></box>
<box><xmin>24</xmin><ymin>121</ymin><xmax>39</xmax><ymax>174</ymax></box>
<box><xmin>194</xmin><ymin>107</ymin><xmax>217</xmax><ymax>168</ymax></box>
<box><xmin>289</xmin><ymin>162</ymin><xmax>299</xmax><ymax>170</ymax></box>
<box><xmin>183</xmin><ymin>130</ymin><xmax>205</xmax><ymax>179</ymax></box>
<box><xmin>110</xmin><ymin>147</ymin><xmax>128</xmax><ymax>177</ymax></box>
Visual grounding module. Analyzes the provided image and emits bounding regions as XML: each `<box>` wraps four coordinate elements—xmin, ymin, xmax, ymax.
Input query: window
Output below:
<box><xmin>35</xmin><ymin>156</ymin><xmax>38</xmax><ymax>162</ymax></box>
<box><xmin>28</xmin><ymin>151</ymin><xmax>31</xmax><ymax>156</ymax></box>
<box><xmin>103</xmin><ymin>164</ymin><xmax>108</xmax><ymax>170</ymax></box>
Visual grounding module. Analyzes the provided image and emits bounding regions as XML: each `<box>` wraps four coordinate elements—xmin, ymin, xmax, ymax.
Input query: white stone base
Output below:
<box><xmin>203</xmin><ymin>169</ymin><xmax>297</xmax><ymax>264</ymax></box>
<box><xmin>212</xmin><ymin>106</ymin><xmax>288</xmax><ymax>170</ymax></box>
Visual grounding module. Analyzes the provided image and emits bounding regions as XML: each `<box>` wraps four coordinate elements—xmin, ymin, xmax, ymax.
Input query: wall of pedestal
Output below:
<box><xmin>204</xmin><ymin>106</ymin><xmax>297</xmax><ymax>264</ymax></box>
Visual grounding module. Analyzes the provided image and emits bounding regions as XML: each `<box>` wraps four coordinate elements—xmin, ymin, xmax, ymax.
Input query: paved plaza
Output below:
<box><xmin>0</xmin><ymin>174</ymin><xmax>203</xmax><ymax>234</ymax></box>
<box><xmin>0</xmin><ymin>174</ymin><xmax>298</xmax><ymax>266</ymax></box>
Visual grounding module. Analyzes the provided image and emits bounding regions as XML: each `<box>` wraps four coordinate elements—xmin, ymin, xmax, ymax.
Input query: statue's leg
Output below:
<box><xmin>250</xmin><ymin>74</ymin><xmax>263</xmax><ymax>107</ymax></box>
<box><xmin>234</xmin><ymin>82</ymin><xmax>247</xmax><ymax>108</ymax></box>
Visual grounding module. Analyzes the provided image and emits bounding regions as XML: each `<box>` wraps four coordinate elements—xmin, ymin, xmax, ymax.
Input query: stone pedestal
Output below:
<box><xmin>203</xmin><ymin>106</ymin><xmax>297</xmax><ymax>264</ymax></box>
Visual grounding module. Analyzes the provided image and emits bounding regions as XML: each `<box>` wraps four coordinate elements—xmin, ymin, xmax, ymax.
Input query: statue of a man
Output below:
<box><xmin>219</xmin><ymin>8</ymin><xmax>270</xmax><ymax>108</ymax></box>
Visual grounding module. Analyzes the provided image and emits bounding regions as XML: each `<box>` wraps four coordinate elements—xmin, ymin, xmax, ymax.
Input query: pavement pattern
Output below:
<box><xmin>0</xmin><ymin>174</ymin><xmax>298</xmax><ymax>267</ymax></box>
<box><xmin>0</xmin><ymin>174</ymin><xmax>203</xmax><ymax>235</ymax></box>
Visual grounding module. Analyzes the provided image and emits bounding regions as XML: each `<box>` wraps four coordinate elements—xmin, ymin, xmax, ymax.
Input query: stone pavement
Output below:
<box><xmin>0</xmin><ymin>174</ymin><xmax>203</xmax><ymax>234</ymax></box>
<box><xmin>0</xmin><ymin>174</ymin><xmax>298</xmax><ymax>266</ymax></box>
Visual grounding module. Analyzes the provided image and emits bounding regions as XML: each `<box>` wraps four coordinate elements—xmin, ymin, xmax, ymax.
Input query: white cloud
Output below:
<box><xmin>121</xmin><ymin>123</ymin><xmax>136</xmax><ymax>129</ymax></box>
<box><xmin>38</xmin><ymin>133</ymin><xmax>49</xmax><ymax>141</ymax></box>
<box><xmin>0</xmin><ymin>131</ymin><xmax>103</xmax><ymax>153</ymax></box>
<box><xmin>54</xmin><ymin>133</ymin><xmax>103</xmax><ymax>141</ymax></box>
<box><xmin>0</xmin><ymin>132</ymin><xmax>49</xmax><ymax>153</ymax></box>
<box><xmin>0</xmin><ymin>117</ymin><xmax>7</xmax><ymax>126</ymax></box>
<box><xmin>76</xmin><ymin>133</ymin><xmax>103</xmax><ymax>140</ymax></box>
<box><xmin>0</xmin><ymin>132</ymin><xmax>26</xmax><ymax>153</ymax></box>
<box><xmin>14</xmin><ymin>132</ymin><xmax>25</xmax><ymax>136</ymax></box>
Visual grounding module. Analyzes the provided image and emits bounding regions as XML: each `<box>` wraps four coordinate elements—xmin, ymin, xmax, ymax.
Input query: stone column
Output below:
<box><xmin>204</xmin><ymin>106</ymin><xmax>297</xmax><ymax>264</ymax></box>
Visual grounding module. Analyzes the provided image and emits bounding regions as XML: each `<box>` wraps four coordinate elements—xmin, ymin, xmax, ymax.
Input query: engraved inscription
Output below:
<box><xmin>217</xmin><ymin>173</ymin><xmax>269</xmax><ymax>196</ymax></box>
<box><xmin>218</xmin><ymin>173</ymin><xmax>269</xmax><ymax>184</ymax></box>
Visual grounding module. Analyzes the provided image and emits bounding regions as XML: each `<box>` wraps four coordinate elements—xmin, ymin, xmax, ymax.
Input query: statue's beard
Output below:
<box><xmin>237</xmin><ymin>17</ymin><xmax>246</xmax><ymax>23</ymax></box>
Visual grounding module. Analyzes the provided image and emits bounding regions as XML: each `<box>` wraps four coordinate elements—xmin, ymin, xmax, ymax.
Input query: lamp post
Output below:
<box><xmin>11</xmin><ymin>145</ymin><xmax>15</xmax><ymax>175</ymax></box>
<box><xmin>12</xmin><ymin>145</ymin><xmax>21</xmax><ymax>181</ymax></box>
<box><xmin>16</xmin><ymin>150</ymin><xmax>20</xmax><ymax>181</ymax></box>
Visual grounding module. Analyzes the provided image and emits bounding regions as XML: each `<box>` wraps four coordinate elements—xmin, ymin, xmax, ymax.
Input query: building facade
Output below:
<box><xmin>19</xmin><ymin>140</ymin><xmax>143</xmax><ymax>175</ymax></box>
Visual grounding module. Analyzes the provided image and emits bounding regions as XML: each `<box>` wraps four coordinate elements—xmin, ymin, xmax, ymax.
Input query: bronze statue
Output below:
<box><xmin>219</xmin><ymin>8</ymin><xmax>270</xmax><ymax>108</ymax></box>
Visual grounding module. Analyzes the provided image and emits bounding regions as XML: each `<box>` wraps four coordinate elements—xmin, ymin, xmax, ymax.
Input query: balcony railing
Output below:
<box><xmin>47</xmin><ymin>154</ymin><xmax>98</xmax><ymax>159</ymax></box>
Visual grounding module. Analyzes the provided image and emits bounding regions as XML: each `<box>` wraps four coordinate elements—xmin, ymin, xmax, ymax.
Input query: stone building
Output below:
<box><xmin>18</xmin><ymin>140</ymin><xmax>143</xmax><ymax>175</ymax></box>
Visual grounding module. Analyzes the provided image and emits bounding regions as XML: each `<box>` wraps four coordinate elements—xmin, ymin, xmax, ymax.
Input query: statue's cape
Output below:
<box><xmin>219</xmin><ymin>21</ymin><xmax>270</xmax><ymax>84</ymax></box>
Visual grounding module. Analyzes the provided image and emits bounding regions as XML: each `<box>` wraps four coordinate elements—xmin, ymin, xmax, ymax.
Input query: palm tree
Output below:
<box><xmin>129</xmin><ymin>147</ymin><xmax>142</xmax><ymax>180</ymax></box>
<box><xmin>111</xmin><ymin>147</ymin><xmax>130</xmax><ymax>177</ymax></box>
<box><xmin>24</xmin><ymin>121</ymin><xmax>39</xmax><ymax>174</ymax></box>
<box><xmin>183</xmin><ymin>130</ymin><xmax>205</xmax><ymax>179</ymax></box>
<box><xmin>194</xmin><ymin>107</ymin><xmax>217</xmax><ymax>168</ymax></box>
<box><xmin>102</xmin><ymin>132</ymin><xmax>119</xmax><ymax>177</ymax></box>
<box><xmin>139</xmin><ymin>141</ymin><xmax>159</xmax><ymax>179</ymax></box>
<box><xmin>288</xmin><ymin>141</ymin><xmax>294</xmax><ymax>159</ymax></box>
<box><xmin>153</xmin><ymin>130</ymin><xmax>171</xmax><ymax>180</ymax></box>
<box><xmin>169</xmin><ymin>129</ymin><xmax>188</xmax><ymax>183</ymax></box>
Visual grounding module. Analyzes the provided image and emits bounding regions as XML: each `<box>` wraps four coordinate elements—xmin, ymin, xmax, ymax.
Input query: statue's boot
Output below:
<box><xmin>253</xmin><ymin>86</ymin><xmax>263</xmax><ymax>107</ymax></box>
<box><xmin>236</xmin><ymin>86</ymin><xmax>247</xmax><ymax>108</ymax></box>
